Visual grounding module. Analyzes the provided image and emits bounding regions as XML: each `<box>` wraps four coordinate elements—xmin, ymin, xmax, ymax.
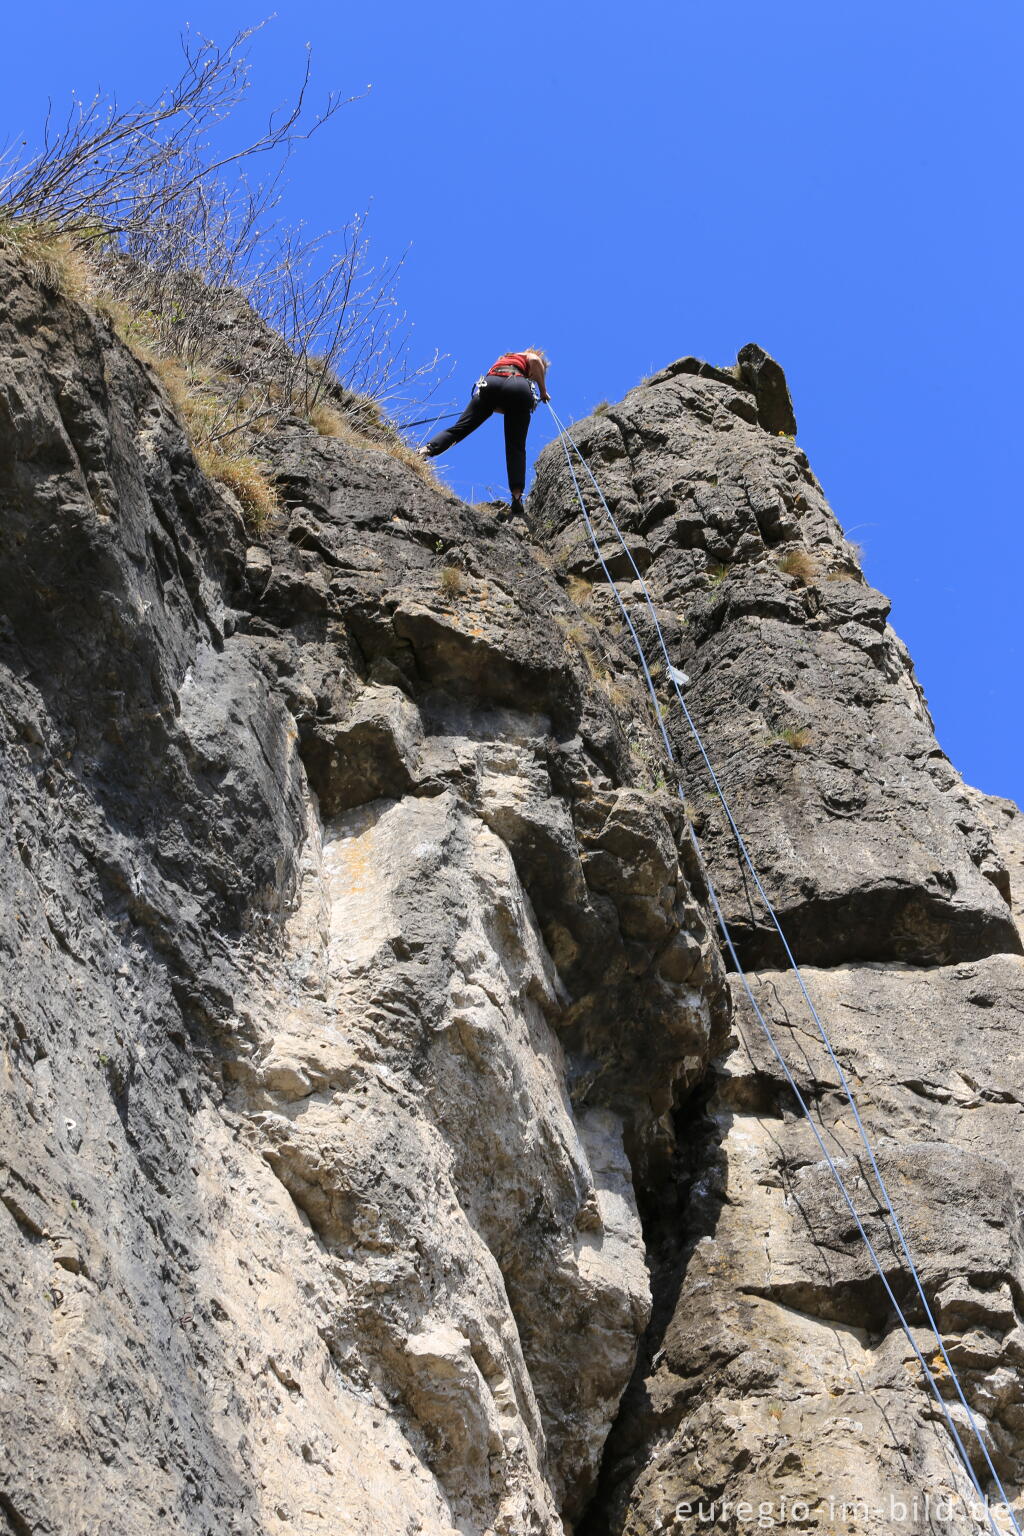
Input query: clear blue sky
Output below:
<box><xmin>3</xmin><ymin>2</ymin><xmax>1021</xmax><ymax>801</ymax></box>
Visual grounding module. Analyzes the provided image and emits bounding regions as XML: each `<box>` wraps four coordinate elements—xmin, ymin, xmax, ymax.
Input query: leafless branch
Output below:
<box><xmin>0</xmin><ymin>23</ymin><xmax>448</xmax><ymax>444</ymax></box>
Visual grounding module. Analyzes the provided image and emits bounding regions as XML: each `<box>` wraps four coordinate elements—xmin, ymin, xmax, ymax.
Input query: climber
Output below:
<box><xmin>418</xmin><ymin>350</ymin><xmax>551</xmax><ymax>517</ymax></box>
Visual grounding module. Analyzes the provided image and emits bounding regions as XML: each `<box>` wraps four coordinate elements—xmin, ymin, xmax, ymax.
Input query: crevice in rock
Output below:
<box><xmin>0</xmin><ymin>1490</ymin><xmax>35</xmax><ymax>1536</ymax></box>
<box><xmin>574</xmin><ymin>1068</ymin><xmax>726</xmax><ymax>1536</ymax></box>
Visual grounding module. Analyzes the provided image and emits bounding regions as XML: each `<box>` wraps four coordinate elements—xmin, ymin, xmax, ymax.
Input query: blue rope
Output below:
<box><xmin>547</xmin><ymin>405</ymin><xmax>1017</xmax><ymax>1535</ymax></box>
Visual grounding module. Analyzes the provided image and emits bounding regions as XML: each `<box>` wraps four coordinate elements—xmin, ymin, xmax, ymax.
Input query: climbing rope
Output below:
<box><xmin>547</xmin><ymin>403</ymin><xmax>1020</xmax><ymax>1536</ymax></box>
<box><xmin>399</xmin><ymin>408</ymin><xmax>460</xmax><ymax>431</ymax></box>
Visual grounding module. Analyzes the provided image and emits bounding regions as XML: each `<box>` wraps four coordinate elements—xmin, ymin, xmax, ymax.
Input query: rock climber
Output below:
<box><xmin>418</xmin><ymin>349</ymin><xmax>551</xmax><ymax>517</ymax></box>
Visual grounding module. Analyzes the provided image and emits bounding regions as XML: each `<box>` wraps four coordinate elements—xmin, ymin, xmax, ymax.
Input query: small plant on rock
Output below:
<box><xmin>566</xmin><ymin>575</ymin><xmax>595</xmax><ymax>610</ymax></box>
<box><xmin>560</xmin><ymin>620</ymin><xmax>588</xmax><ymax>649</ymax></box>
<box><xmin>438</xmin><ymin>565</ymin><xmax>466</xmax><ymax>599</ymax></box>
<box><xmin>707</xmin><ymin>563</ymin><xmax>729</xmax><ymax>587</ymax></box>
<box><xmin>195</xmin><ymin>446</ymin><xmax>280</xmax><ymax>533</ymax></box>
<box><xmin>775</xmin><ymin>725</ymin><xmax>812</xmax><ymax>750</ymax></box>
<box><xmin>826</xmin><ymin>539</ymin><xmax>865</xmax><ymax>581</ymax></box>
<box><xmin>776</xmin><ymin>549</ymin><xmax>818</xmax><ymax>585</ymax></box>
<box><xmin>604</xmin><ymin>680</ymin><xmax>631</xmax><ymax>714</ymax></box>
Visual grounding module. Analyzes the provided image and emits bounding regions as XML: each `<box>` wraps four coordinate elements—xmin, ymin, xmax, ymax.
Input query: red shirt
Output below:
<box><xmin>487</xmin><ymin>352</ymin><xmax>530</xmax><ymax>377</ymax></box>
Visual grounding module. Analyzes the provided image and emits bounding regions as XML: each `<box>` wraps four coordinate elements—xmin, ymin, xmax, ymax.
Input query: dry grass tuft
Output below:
<box><xmin>603</xmin><ymin>679</ymin><xmax>631</xmax><ymax>714</ymax></box>
<box><xmin>195</xmin><ymin>446</ymin><xmax>280</xmax><ymax>533</ymax></box>
<box><xmin>0</xmin><ymin>217</ymin><xmax>93</xmax><ymax>300</ymax></box>
<box><xmin>592</xmin><ymin>400</ymin><xmax>611</xmax><ymax>417</ymax></box>
<box><xmin>559</xmin><ymin>620</ymin><xmax>589</xmax><ymax>649</ymax></box>
<box><xmin>309</xmin><ymin>400</ymin><xmax>435</xmax><ymax>481</ymax></box>
<box><xmin>776</xmin><ymin>548</ymin><xmax>818</xmax><ymax>585</ymax></box>
<box><xmin>438</xmin><ymin>565</ymin><xmax>466</xmax><ymax>599</ymax></box>
<box><xmin>775</xmin><ymin>725</ymin><xmax>812</xmax><ymax>750</ymax></box>
<box><xmin>580</xmin><ymin>646</ymin><xmax>610</xmax><ymax>685</ymax></box>
<box><xmin>566</xmin><ymin>575</ymin><xmax>595</xmax><ymax>610</ymax></box>
<box><xmin>383</xmin><ymin>436</ymin><xmax>435</xmax><ymax>481</ymax></box>
<box><xmin>556</xmin><ymin>614</ymin><xmax>614</xmax><ymax>687</ymax></box>
<box><xmin>308</xmin><ymin>401</ymin><xmax>352</xmax><ymax>438</ymax></box>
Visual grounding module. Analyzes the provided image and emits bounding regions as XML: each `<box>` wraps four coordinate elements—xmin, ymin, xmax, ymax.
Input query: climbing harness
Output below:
<box><xmin>547</xmin><ymin>402</ymin><xmax>1021</xmax><ymax>1536</ymax></box>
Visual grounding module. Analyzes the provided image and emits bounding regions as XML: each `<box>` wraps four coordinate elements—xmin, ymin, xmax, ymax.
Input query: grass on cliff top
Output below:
<box><xmin>194</xmin><ymin>446</ymin><xmax>280</xmax><ymax>533</ymax></box>
<box><xmin>0</xmin><ymin>217</ymin><xmax>93</xmax><ymax>301</ymax></box>
<box><xmin>0</xmin><ymin>223</ymin><xmax>288</xmax><ymax>532</ymax></box>
<box><xmin>1</xmin><ymin>217</ymin><xmax>438</xmax><ymax>530</ymax></box>
<box><xmin>119</xmin><ymin>345</ymin><xmax>281</xmax><ymax>532</ymax></box>
<box><xmin>309</xmin><ymin>400</ymin><xmax>434</xmax><ymax>482</ymax></box>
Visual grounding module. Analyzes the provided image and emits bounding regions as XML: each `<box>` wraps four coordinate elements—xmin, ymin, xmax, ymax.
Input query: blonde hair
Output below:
<box><xmin>523</xmin><ymin>347</ymin><xmax>550</xmax><ymax>367</ymax></box>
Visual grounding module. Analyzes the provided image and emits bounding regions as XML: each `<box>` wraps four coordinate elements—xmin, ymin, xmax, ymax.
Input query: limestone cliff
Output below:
<box><xmin>1</xmin><ymin>254</ymin><xmax>1023</xmax><ymax>1536</ymax></box>
<box><xmin>530</xmin><ymin>358</ymin><xmax>1024</xmax><ymax>1535</ymax></box>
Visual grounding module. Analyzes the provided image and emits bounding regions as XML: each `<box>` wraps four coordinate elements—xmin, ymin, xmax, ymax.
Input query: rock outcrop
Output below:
<box><xmin>3</xmin><ymin>243</ymin><xmax>1024</xmax><ymax>1536</ymax></box>
<box><xmin>0</xmin><ymin>253</ymin><xmax>726</xmax><ymax>1535</ymax></box>
<box><xmin>530</xmin><ymin>359</ymin><xmax>1024</xmax><ymax>1533</ymax></box>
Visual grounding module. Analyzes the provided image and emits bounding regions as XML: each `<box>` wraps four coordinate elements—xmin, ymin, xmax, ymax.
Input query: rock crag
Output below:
<box><xmin>530</xmin><ymin>358</ymin><xmax>1024</xmax><ymax>1534</ymax></box>
<box><xmin>0</xmin><ymin>253</ymin><xmax>725</xmax><ymax>1536</ymax></box>
<box><xmin>2</xmin><ymin>249</ymin><xmax>1023</xmax><ymax>1536</ymax></box>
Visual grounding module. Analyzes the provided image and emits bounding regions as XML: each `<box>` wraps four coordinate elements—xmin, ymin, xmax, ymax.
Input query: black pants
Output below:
<box><xmin>426</xmin><ymin>374</ymin><xmax>534</xmax><ymax>495</ymax></box>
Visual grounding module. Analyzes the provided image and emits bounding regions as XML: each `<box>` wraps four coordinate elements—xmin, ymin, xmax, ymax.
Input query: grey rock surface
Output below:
<box><xmin>0</xmin><ymin>252</ymin><xmax>726</xmax><ymax>1535</ymax></box>
<box><xmin>4</xmin><ymin>248</ymin><xmax>1024</xmax><ymax>1536</ymax></box>
<box><xmin>530</xmin><ymin>355</ymin><xmax>1024</xmax><ymax>1533</ymax></box>
<box><xmin>530</xmin><ymin>356</ymin><xmax>1019</xmax><ymax>971</ymax></box>
<box><xmin>589</xmin><ymin>955</ymin><xmax>1024</xmax><ymax>1535</ymax></box>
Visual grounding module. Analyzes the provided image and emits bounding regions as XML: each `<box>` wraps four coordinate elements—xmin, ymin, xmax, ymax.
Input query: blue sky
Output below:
<box><xmin>3</xmin><ymin>1</ymin><xmax>1021</xmax><ymax>800</ymax></box>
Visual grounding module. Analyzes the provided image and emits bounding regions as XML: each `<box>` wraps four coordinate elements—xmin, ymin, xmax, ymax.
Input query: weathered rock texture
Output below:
<box><xmin>530</xmin><ymin>361</ymin><xmax>1024</xmax><ymax>1533</ymax></box>
<box><xmin>3</xmin><ymin>241</ymin><xmax>1024</xmax><ymax>1536</ymax></box>
<box><xmin>0</xmin><ymin>253</ymin><xmax>726</xmax><ymax>1536</ymax></box>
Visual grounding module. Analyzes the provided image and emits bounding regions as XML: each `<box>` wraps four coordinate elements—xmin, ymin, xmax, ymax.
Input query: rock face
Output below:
<box><xmin>531</xmin><ymin>356</ymin><xmax>1019</xmax><ymax>974</ymax></box>
<box><xmin>530</xmin><ymin>359</ymin><xmax>1024</xmax><ymax>1533</ymax></box>
<box><xmin>3</xmin><ymin>245</ymin><xmax>1024</xmax><ymax>1536</ymax></box>
<box><xmin>0</xmin><ymin>253</ymin><xmax>726</xmax><ymax>1535</ymax></box>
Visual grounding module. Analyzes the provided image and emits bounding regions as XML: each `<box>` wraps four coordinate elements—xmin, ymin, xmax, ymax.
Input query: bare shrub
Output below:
<box><xmin>0</xmin><ymin>26</ymin><xmax>345</xmax><ymax>234</ymax></box>
<box><xmin>0</xmin><ymin>24</ymin><xmax>447</xmax><ymax>449</ymax></box>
